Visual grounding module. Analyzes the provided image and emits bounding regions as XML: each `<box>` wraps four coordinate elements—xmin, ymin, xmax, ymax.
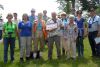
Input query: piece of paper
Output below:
<box><xmin>95</xmin><ymin>37</ymin><xmax>100</xmax><ymax>44</ymax></box>
<box><xmin>46</xmin><ymin>23</ymin><xmax>57</xmax><ymax>30</ymax></box>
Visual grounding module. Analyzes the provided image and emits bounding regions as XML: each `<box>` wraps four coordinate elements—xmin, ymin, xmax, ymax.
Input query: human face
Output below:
<box><xmin>7</xmin><ymin>14</ymin><xmax>13</xmax><ymax>22</ymax></box>
<box><xmin>43</xmin><ymin>10</ymin><xmax>47</xmax><ymax>15</ymax></box>
<box><xmin>38</xmin><ymin>13</ymin><xmax>43</xmax><ymax>19</ymax></box>
<box><xmin>22</xmin><ymin>14</ymin><xmax>28</xmax><ymax>21</ymax></box>
<box><xmin>13</xmin><ymin>13</ymin><xmax>17</xmax><ymax>19</ymax></box>
<box><xmin>90</xmin><ymin>11</ymin><xmax>95</xmax><ymax>17</ymax></box>
<box><xmin>31</xmin><ymin>11</ymin><xmax>35</xmax><ymax>16</ymax></box>
<box><xmin>51</xmin><ymin>12</ymin><xmax>57</xmax><ymax>19</ymax></box>
<box><xmin>69</xmin><ymin>18</ymin><xmax>74</xmax><ymax>24</ymax></box>
<box><xmin>61</xmin><ymin>14</ymin><xmax>66</xmax><ymax>19</ymax></box>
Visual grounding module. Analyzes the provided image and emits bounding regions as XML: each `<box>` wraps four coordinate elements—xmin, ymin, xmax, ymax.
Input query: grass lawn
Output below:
<box><xmin>0</xmin><ymin>38</ymin><xmax>100</xmax><ymax>67</ymax></box>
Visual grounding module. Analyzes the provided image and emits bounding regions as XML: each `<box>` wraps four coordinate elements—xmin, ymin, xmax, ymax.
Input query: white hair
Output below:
<box><xmin>69</xmin><ymin>14</ymin><xmax>75</xmax><ymax>19</ymax></box>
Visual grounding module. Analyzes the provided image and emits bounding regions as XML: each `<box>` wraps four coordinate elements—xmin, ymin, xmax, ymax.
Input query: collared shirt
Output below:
<box><xmin>29</xmin><ymin>15</ymin><xmax>37</xmax><ymax>24</ymax></box>
<box><xmin>46</xmin><ymin>18</ymin><xmax>62</xmax><ymax>37</ymax></box>
<box><xmin>87</xmin><ymin>15</ymin><xmax>100</xmax><ymax>32</ymax></box>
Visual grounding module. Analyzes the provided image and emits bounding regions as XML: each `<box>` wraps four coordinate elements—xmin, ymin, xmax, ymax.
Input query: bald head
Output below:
<box><xmin>51</xmin><ymin>12</ymin><xmax>57</xmax><ymax>19</ymax></box>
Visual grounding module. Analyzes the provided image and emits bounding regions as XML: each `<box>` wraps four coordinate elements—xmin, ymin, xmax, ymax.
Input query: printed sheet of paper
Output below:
<box><xmin>95</xmin><ymin>37</ymin><xmax>100</xmax><ymax>44</ymax></box>
<box><xmin>46</xmin><ymin>23</ymin><xmax>57</xmax><ymax>30</ymax></box>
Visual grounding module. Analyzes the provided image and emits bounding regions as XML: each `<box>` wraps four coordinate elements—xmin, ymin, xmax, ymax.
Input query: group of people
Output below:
<box><xmin>0</xmin><ymin>8</ymin><xmax>100</xmax><ymax>64</ymax></box>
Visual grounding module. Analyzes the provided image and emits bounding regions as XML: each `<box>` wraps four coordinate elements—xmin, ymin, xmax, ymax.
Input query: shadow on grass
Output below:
<box><xmin>91</xmin><ymin>57</ymin><xmax>100</xmax><ymax>67</ymax></box>
<box><xmin>0</xmin><ymin>56</ymin><xmax>90</xmax><ymax>67</ymax></box>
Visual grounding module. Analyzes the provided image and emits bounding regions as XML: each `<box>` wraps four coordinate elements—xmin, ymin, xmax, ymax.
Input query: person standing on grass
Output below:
<box><xmin>18</xmin><ymin>14</ymin><xmax>32</xmax><ymax>63</ymax></box>
<box><xmin>29</xmin><ymin>8</ymin><xmax>37</xmax><ymax>58</ymax></box>
<box><xmin>87</xmin><ymin>8</ymin><xmax>100</xmax><ymax>57</ymax></box>
<box><xmin>13</xmin><ymin>13</ymin><xmax>20</xmax><ymax>49</ymax></box>
<box><xmin>33</xmin><ymin>13</ymin><xmax>46</xmax><ymax>59</ymax></box>
<box><xmin>3</xmin><ymin>13</ymin><xmax>17</xmax><ymax>63</ymax></box>
<box><xmin>75</xmin><ymin>10</ymin><xmax>85</xmax><ymax>58</ymax></box>
<box><xmin>46</xmin><ymin>12</ymin><xmax>61</xmax><ymax>60</ymax></box>
<box><xmin>60</xmin><ymin>12</ymin><xmax>68</xmax><ymax>56</ymax></box>
<box><xmin>66</xmin><ymin>15</ymin><xmax>78</xmax><ymax>60</ymax></box>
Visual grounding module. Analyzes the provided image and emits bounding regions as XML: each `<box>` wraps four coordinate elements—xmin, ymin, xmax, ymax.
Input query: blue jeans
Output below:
<box><xmin>76</xmin><ymin>36</ymin><xmax>84</xmax><ymax>57</ymax></box>
<box><xmin>4</xmin><ymin>37</ymin><xmax>15</xmax><ymax>63</ymax></box>
<box><xmin>88</xmin><ymin>31</ymin><xmax>98</xmax><ymax>56</ymax></box>
<box><xmin>0</xmin><ymin>30</ymin><xmax>2</xmax><ymax>40</ymax></box>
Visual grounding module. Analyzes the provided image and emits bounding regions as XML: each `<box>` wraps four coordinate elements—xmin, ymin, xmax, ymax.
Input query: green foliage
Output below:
<box><xmin>56</xmin><ymin>0</ymin><xmax>74</xmax><ymax>13</ymax></box>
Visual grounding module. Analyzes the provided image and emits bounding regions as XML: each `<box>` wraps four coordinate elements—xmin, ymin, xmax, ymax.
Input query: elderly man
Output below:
<box><xmin>46</xmin><ymin>12</ymin><xmax>62</xmax><ymax>60</ymax></box>
<box><xmin>87</xmin><ymin>8</ymin><xmax>100</xmax><ymax>57</ymax></box>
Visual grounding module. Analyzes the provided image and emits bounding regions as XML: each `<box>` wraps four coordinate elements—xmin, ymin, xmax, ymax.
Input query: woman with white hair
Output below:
<box><xmin>65</xmin><ymin>14</ymin><xmax>78</xmax><ymax>60</ymax></box>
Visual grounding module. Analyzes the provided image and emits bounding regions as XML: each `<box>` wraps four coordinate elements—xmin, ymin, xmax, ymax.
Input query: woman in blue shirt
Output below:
<box><xmin>18</xmin><ymin>13</ymin><xmax>32</xmax><ymax>63</ymax></box>
<box><xmin>75</xmin><ymin>10</ymin><xmax>85</xmax><ymax>57</ymax></box>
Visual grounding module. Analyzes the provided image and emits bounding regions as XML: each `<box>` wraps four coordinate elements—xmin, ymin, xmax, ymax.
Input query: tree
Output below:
<box><xmin>57</xmin><ymin>0</ymin><xmax>98</xmax><ymax>12</ymax></box>
<box><xmin>57</xmin><ymin>0</ymin><xmax>75</xmax><ymax>13</ymax></box>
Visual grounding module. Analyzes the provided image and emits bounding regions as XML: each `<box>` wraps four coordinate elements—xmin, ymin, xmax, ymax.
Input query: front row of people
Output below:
<box><xmin>2</xmin><ymin>9</ymin><xmax>100</xmax><ymax>64</ymax></box>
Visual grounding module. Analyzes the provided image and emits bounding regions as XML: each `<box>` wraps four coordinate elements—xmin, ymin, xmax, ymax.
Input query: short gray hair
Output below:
<box><xmin>69</xmin><ymin>14</ymin><xmax>75</xmax><ymax>19</ymax></box>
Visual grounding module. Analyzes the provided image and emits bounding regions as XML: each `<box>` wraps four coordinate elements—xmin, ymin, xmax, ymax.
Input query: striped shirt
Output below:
<box><xmin>46</xmin><ymin>18</ymin><xmax>62</xmax><ymax>37</ymax></box>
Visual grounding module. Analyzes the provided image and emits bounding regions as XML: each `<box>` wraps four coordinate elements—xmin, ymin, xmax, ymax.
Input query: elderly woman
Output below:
<box><xmin>33</xmin><ymin>13</ymin><xmax>46</xmax><ymax>59</ymax></box>
<box><xmin>18</xmin><ymin>13</ymin><xmax>32</xmax><ymax>63</ymax></box>
<box><xmin>65</xmin><ymin>15</ymin><xmax>78</xmax><ymax>60</ymax></box>
<box><xmin>3</xmin><ymin>13</ymin><xmax>17</xmax><ymax>63</ymax></box>
<box><xmin>60</xmin><ymin>12</ymin><xmax>68</xmax><ymax>55</ymax></box>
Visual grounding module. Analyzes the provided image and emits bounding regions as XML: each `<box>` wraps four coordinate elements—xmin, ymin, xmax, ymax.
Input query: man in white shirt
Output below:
<box><xmin>87</xmin><ymin>8</ymin><xmax>100</xmax><ymax>57</ymax></box>
<box><xmin>46</xmin><ymin>12</ymin><xmax>62</xmax><ymax>60</ymax></box>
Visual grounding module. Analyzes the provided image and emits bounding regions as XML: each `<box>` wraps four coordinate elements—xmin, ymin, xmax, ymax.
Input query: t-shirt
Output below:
<box><xmin>75</xmin><ymin>17</ymin><xmax>85</xmax><ymax>36</ymax></box>
<box><xmin>3</xmin><ymin>22</ymin><xmax>17</xmax><ymax>38</ymax></box>
<box><xmin>18</xmin><ymin>21</ymin><xmax>32</xmax><ymax>37</ymax></box>
<box><xmin>37</xmin><ymin>21</ymin><xmax>42</xmax><ymax>31</ymax></box>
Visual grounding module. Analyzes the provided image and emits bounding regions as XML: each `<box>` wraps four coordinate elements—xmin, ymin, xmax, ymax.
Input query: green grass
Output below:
<box><xmin>0</xmin><ymin>38</ymin><xmax>100</xmax><ymax>67</ymax></box>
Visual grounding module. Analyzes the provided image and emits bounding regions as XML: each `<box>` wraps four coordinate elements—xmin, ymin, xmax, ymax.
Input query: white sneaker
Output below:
<box><xmin>33</xmin><ymin>53</ymin><xmax>37</xmax><ymax>58</ymax></box>
<box><xmin>40</xmin><ymin>52</ymin><xmax>42</xmax><ymax>57</ymax></box>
